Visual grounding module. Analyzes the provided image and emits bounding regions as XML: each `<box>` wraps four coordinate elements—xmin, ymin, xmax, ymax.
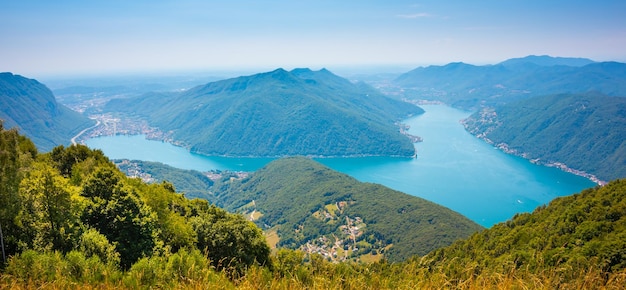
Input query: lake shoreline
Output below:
<box><xmin>462</xmin><ymin>125</ymin><xmax>606</xmax><ymax>186</ymax></box>
<box><xmin>84</xmin><ymin>132</ymin><xmax>419</xmax><ymax>160</ymax></box>
<box><xmin>85</xmin><ymin>105</ymin><xmax>597</xmax><ymax>228</ymax></box>
<box><xmin>78</xmin><ymin>112</ymin><xmax>421</xmax><ymax>159</ymax></box>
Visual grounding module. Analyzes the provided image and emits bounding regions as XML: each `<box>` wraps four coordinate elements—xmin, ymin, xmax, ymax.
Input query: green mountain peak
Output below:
<box><xmin>106</xmin><ymin>68</ymin><xmax>423</xmax><ymax>157</ymax></box>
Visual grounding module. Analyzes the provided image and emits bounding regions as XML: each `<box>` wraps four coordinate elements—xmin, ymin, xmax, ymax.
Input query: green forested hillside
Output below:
<box><xmin>0</xmin><ymin>72</ymin><xmax>95</xmax><ymax>151</ymax></box>
<box><xmin>463</xmin><ymin>93</ymin><xmax>626</xmax><ymax>182</ymax></box>
<box><xmin>105</xmin><ymin>68</ymin><xmax>423</xmax><ymax>157</ymax></box>
<box><xmin>213</xmin><ymin>157</ymin><xmax>483</xmax><ymax>262</ymax></box>
<box><xmin>423</xmin><ymin>179</ymin><xmax>626</xmax><ymax>277</ymax></box>
<box><xmin>394</xmin><ymin>56</ymin><xmax>626</xmax><ymax>110</ymax></box>
<box><xmin>110</xmin><ymin>157</ymin><xmax>484</xmax><ymax>261</ymax></box>
<box><xmin>109</xmin><ymin>157</ymin><xmax>483</xmax><ymax>262</ymax></box>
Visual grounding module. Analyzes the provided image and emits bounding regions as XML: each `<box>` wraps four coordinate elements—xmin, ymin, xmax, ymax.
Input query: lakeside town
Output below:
<box><xmin>72</xmin><ymin>114</ymin><xmax>178</xmax><ymax>145</ymax></box>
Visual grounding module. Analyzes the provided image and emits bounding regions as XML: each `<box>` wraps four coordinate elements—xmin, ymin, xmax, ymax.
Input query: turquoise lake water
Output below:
<box><xmin>85</xmin><ymin>105</ymin><xmax>596</xmax><ymax>227</ymax></box>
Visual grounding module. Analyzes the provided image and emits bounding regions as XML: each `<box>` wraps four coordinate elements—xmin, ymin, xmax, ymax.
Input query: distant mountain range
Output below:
<box><xmin>0</xmin><ymin>72</ymin><xmax>95</xmax><ymax>151</ymax></box>
<box><xmin>50</xmin><ymin>74</ymin><xmax>226</xmax><ymax>114</ymax></box>
<box><xmin>395</xmin><ymin>55</ymin><xmax>626</xmax><ymax>183</ymax></box>
<box><xmin>394</xmin><ymin>55</ymin><xmax>626</xmax><ymax>110</ymax></box>
<box><xmin>463</xmin><ymin>92</ymin><xmax>626</xmax><ymax>182</ymax></box>
<box><xmin>106</xmin><ymin>68</ymin><xmax>423</xmax><ymax>157</ymax></box>
<box><xmin>212</xmin><ymin>157</ymin><xmax>483</xmax><ymax>262</ymax></box>
<box><xmin>498</xmin><ymin>55</ymin><xmax>596</xmax><ymax>67</ymax></box>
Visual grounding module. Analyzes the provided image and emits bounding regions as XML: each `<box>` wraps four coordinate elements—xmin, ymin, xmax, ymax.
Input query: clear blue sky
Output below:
<box><xmin>1</xmin><ymin>0</ymin><xmax>625</xmax><ymax>77</ymax></box>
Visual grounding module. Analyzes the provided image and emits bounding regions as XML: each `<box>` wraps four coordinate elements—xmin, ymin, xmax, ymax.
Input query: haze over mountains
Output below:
<box><xmin>2</xmin><ymin>0</ymin><xmax>626</xmax><ymax>286</ymax></box>
<box><xmin>395</xmin><ymin>55</ymin><xmax>626</xmax><ymax>110</ymax></box>
<box><xmin>106</xmin><ymin>68</ymin><xmax>423</xmax><ymax>157</ymax></box>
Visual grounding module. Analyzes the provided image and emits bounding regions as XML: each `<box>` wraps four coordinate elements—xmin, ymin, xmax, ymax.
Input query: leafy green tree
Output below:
<box><xmin>421</xmin><ymin>179</ymin><xmax>626</xmax><ymax>278</ymax></box>
<box><xmin>125</xmin><ymin>179</ymin><xmax>197</xmax><ymax>253</ymax></box>
<box><xmin>0</xmin><ymin>122</ymin><xmax>36</xmax><ymax>259</ymax></box>
<box><xmin>17</xmin><ymin>163</ymin><xmax>78</xmax><ymax>252</ymax></box>
<box><xmin>0</xmin><ymin>124</ymin><xmax>21</xmax><ymax>260</ymax></box>
<box><xmin>78</xmin><ymin>228</ymin><xmax>120</xmax><ymax>266</ymax></box>
<box><xmin>50</xmin><ymin>144</ymin><xmax>109</xmax><ymax>179</ymax></box>
<box><xmin>190</xmin><ymin>202</ymin><xmax>270</xmax><ymax>273</ymax></box>
<box><xmin>81</xmin><ymin>167</ymin><xmax>159</xmax><ymax>269</ymax></box>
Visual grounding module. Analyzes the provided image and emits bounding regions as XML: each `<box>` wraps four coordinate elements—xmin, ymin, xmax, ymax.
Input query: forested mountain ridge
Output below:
<box><xmin>394</xmin><ymin>56</ymin><xmax>626</xmax><ymax>110</ymax></box>
<box><xmin>0</xmin><ymin>72</ymin><xmax>95</xmax><ymax>151</ymax></box>
<box><xmin>212</xmin><ymin>157</ymin><xmax>483</xmax><ymax>262</ymax></box>
<box><xmin>105</xmin><ymin>68</ymin><xmax>423</xmax><ymax>157</ymax></box>
<box><xmin>463</xmin><ymin>92</ymin><xmax>626</xmax><ymax>182</ymax></box>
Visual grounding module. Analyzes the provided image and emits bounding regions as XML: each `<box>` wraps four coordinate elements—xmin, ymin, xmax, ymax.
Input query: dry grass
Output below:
<box><xmin>3</xmin><ymin>260</ymin><xmax>626</xmax><ymax>289</ymax></box>
<box><xmin>358</xmin><ymin>252</ymin><xmax>384</xmax><ymax>263</ymax></box>
<box><xmin>265</xmin><ymin>228</ymin><xmax>280</xmax><ymax>249</ymax></box>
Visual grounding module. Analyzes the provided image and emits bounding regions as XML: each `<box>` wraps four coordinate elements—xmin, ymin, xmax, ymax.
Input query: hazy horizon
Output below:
<box><xmin>2</xmin><ymin>0</ymin><xmax>625</xmax><ymax>78</ymax></box>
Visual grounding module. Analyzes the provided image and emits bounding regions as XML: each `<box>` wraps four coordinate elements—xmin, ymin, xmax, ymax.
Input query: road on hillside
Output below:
<box><xmin>71</xmin><ymin>120</ymin><xmax>101</xmax><ymax>145</ymax></box>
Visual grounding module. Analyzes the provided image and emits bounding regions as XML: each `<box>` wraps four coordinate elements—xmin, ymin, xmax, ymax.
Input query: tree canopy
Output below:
<box><xmin>0</xmin><ymin>126</ymin><xmax>270</xmax><ymax>272</ymax></box>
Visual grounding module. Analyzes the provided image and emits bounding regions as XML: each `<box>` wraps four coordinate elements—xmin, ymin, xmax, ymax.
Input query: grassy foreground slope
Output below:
<box><xmin>106</xmin><ymin>68</ymin><xmax>423</xmax><ymax>157</ymax></box>
<box><xmin>213</xmin><ymin>157</ymin><xmax>483</xmax><ymax>262</ymax></box>
<box><xmin>0</xmin><ymin>72</ymin><xmax>95</xmax><ymax>151</ymax></box>
<box><xmin>463</xmin><ymin>92</ymin><xmax>626</xmax><ymax>182</ymax></box>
